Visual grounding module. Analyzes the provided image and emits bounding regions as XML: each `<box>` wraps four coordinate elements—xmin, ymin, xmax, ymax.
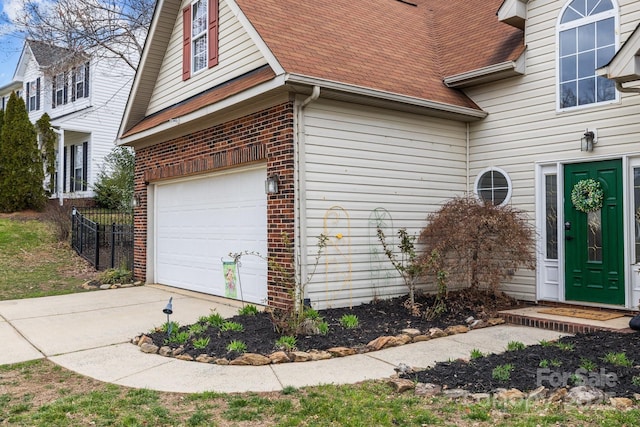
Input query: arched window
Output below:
<box><xmin>558</xmin><ymin>0</ymin><xmax>617</xmax><ymax>109</ymax></box>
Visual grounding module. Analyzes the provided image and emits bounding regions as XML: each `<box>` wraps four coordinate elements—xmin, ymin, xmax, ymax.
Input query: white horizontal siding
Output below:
<box><xmin>301</xmin><ymin>100</ymin><xmax>467</xmax><ymax>309</ymax></box>
<box><xmin>464</xmin><ymin>0</ymin><xmax>640</xmax><ymax>302</ymax></box>
<box><xmin>146</xmin><ymin>0</ymin><xmax>268</xmax><ymax>115</ymax></box>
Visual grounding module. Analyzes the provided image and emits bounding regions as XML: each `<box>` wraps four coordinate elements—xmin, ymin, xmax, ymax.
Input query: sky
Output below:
<box><xmin>0</xmin><ymin>0</ymin><xmax>28</xmax><ymax>88</ymax></box>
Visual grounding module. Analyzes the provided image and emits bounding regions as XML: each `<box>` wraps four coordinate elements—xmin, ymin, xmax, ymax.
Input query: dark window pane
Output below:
<box><xmin>561</xmin><ymin>82</ymin><xmax>577</xmax><ymax>108</ymax></box>
<box><xmin>561</xmin><ymin>56</ymin><xmax>577</xmax><ymax>81</ymax></box>
<box><xmin>545</xmin><ymin>175</ymin><xmax>558</xmax><ymax>260</ymax></box>
<box><xmin>560</xmin><ymin>29</ymin><xmax>577</xmax><ymax>56</ymax></box>
<box><xmin>596</xmin><ymin>45</ymin><xmax>615</xmax><ymax>68</ymax></box>
<box><xmin>578</xmin><ymin>23</ymin><xmax>595</xmax><ymax>51</ymax></box>
<box><xmin>578</xmin><ymin>50</ymin><xmax>595</xmax><ymax>78</ymax></box>
<box><xmin>597</xmin><ymin>18</ymin><xmax>615</xmax><ymax>47</ymax></box>
<box><xmin>493</xmin><ymin>188</ymin><xmax>508</xmax><ymax>205</ymax></box>
<box><xmin>596</xmin><ymin>76</ymin><xmax>615</xmax><ymax>102</ymax></box>
<box><xmin>578</xmin><ymin>77</ymin><xmax>595</xmax><ymax>105</ymax></box>
<box><xmin>478</xmin><ymin>172</ymin><xmax>493</xmax><ymax>189</ymax></box>
<box><xmin>478</xmin><ymin>189</ymin><xmax>493</xmax><ymax>203</ymax></box>
<box><xmin>592</xmin><ymin>0</ymin><xmax>613</xmax><ymax>15</ymax></box>
<box><xmin>570</xmin><ymin>0</ymin><xmax>587</xmax><ymax>16</ymax></box>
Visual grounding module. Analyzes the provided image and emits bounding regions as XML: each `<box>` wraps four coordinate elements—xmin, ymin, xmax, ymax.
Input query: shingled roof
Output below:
<box><xmin>121</xmin><ymin>0</ymin><xmax>524</xmax><ymax>139</ymax></box>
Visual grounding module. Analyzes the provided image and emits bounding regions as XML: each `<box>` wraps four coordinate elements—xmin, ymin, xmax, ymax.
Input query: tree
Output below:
<box><xmin>93</xmin><ymin>145</ymin><xmax>134</xmax><ymax>211</ymax></box>
<box><xmin>6</xmin><ymin>0</ymin><xmax>153</xmax><ymax>70</ymax></box>
<box><xmin>0</xmin><ymin>92</ymin><xmax>46</xmax><ymax>212</ymax></box>
<box><xmin>35</xmin><ymin>113</ymin><xmax>57</xmax><ymax>195</ymax></box>
<box><xmin>418</xmin><ymin>196</ymin><xmax>536</xmax><ymax>294</ymax></box>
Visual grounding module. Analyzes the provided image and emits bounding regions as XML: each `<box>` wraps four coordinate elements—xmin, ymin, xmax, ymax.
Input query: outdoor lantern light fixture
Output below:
<box><xmin>163</xmin><ymin>297</ymin><xmax>173</xmax><ymax>337</ymax></box>
<box><xmin>581</xmin><ymin>128</ymin><xmax>597</xmax><ymax>152</ymax></box>
<box><xmin>265</xmin><ymin>173</ymin><xmax>279</xmax><ymax>194</ymax></box>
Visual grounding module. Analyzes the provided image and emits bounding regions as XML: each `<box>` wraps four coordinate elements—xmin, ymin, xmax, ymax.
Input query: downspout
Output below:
<box><xmin>51</xmin><ymin>127</ymin><xmax>65</xmax><ymax>206</ymax></box>
<box><xmin>466</xmin><ymin>122</ymin><xmax>470</xmax><ymax>194</ymax></box>
<box><xmin>294</xmin><ymin>85</ymin><xmax>320</xmax><ymax>309</ymax></box>
<box><xmin>615</xmin><ymin>81</ymin><xmax>640</xmax><ymax>94</ymax></box>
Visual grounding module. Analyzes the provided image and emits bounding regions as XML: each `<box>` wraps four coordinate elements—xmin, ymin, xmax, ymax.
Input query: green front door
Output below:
<box><xmin>564</xmin><ymin>160</ymin><xmax>624</xmax><ymax>305</ymax></box>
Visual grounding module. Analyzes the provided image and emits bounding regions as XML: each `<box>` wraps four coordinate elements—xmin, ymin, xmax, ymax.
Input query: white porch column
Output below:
<box><xmin>52</xmin><ymin>127</ymin><xmax>64</xmax><ymax>206</ymax></box>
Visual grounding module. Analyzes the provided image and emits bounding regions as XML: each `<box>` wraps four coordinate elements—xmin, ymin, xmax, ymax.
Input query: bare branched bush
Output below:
<box><xmin>43</xmin><ymin>202</ymin><xmax>73</xmax><ymax>242</ymax></box>
<box><xmin>418</xmin><ymin>196</ymin><xmax>536</xmax><ymax>294</ymax></box>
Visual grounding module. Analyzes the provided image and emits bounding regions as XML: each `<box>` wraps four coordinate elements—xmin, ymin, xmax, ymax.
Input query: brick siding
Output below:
<box><xmin>133</xmin><ymin>101</ymin><xmax>296</xmax><ymax>309</ymax></box>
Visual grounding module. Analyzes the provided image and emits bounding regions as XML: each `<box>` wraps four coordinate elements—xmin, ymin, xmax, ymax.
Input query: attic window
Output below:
<box><xmin>182</xmin><ymin>0</ymin><xmax>219</xmax><ymax>80</ymax></box>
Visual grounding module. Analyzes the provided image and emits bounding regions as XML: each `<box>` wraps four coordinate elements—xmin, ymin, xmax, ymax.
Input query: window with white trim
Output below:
<box><xmin>53</xmin><ymin>72</ymin><xmax>68</xmax><ymax>108</ymax></box>
<box><xmin>192</xmin><ymin>0</ymin><xmax>208</xmax><ymax>73</ymax></box>
<box><xmin>558</xmin><ymin>0</ymin><xmax>617</xmax><ymax>109</ymax></box>
<box><xmin>182</xmin><ymin>0</ymin><xmax>219</xmax><ymax>80</ymax></box>
<box><xmin>26</xmin><ymin>79</ymin><xmax>40</xmax><ymax>111</ymax></box>
<box><xmin>474</xmin><ymin>167</ymin><xmax>512</xmax><ymax>206</ymax></box>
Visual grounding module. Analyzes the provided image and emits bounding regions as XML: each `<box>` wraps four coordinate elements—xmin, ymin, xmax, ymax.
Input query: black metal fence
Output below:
<box><xmin>71</xmin><ymin>207</ymin><xmax>134</xmax><ymax>271</ymax></box>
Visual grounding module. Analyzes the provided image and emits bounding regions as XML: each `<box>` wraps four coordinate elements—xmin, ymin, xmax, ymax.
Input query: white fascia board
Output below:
<box><xmin>223</xmin><ymin>0</ymin><xmax>285</xmax><ymax>76</ymax></box>
<box><xmin>284</xmin><ymin>74</ymin><xmax>488</xmax><ymax>120</ymax></box>
<box><xmin>444</xmin><ymin>52</ymin><xmax>525</xmax><ymax>88</ymax></box>
<box><xmin>497</xmin><ymin>0</ymin><xmax>528</xmax><ymax>30</ymax></box>
<box><xmin>119</xmin><ymin>74</ymin><xmax>287</xmax><ymax>147</ymax></box>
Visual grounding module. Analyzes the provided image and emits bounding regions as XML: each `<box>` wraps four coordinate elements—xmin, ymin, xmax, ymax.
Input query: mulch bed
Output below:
<box><xmin>146</xmin><ymin>287</ymin><xmax>519</xmax><ymax>359</ymax></box>
<box><xmin>401</xmin><ymin>330</ymin><xmax>640</xmax><ymax>398</ymax></box>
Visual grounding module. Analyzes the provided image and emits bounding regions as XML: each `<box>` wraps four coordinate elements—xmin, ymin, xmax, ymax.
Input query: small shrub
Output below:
<box><xmin>43</xmin><ymin>202</ymin><xmax>73</xmax><ymax>241</ymax></box>
<box><xmin>492</xmin><ymin>364</ymin><xmax>514</xmax><ymax>382</ymax></box>
<box><xmin>238</xmin><ymin>305</ymin><xmax>259</xmax><ymax>316</ymax></box>
<box><xmin>317</xmin><ymin>321</ymin><xmax>329</xmax><ymax>335</ymax></box>
<box><xmin>167</xmin><ymin>331</ymin><xmax>190</xmax><ymax>345</ymax></box>
<box><xmin>275</xmin><ymin>336</ymin><xmax>297</xmax><ymax>351</ymax></box>
<box><xmin>470</xmin><ymin>349</ymin><xmax>484</xmax><ymax>360</ymax></box>
<box><xmin>418</xmin><ymin>196</ymin><xmax>536</xmax><ymax>293</ymax></box>
<box><xmin>555</xmin><ymin>342</ymin><xmax>575</xmax><ymax>351</ymax></box>
<box><xmin>221</xmin><ymin>321</ymin><xmax>244</xmax><ymax>332</ymax></box>
<box><xmin>226</xmin><ymin>340</ymin><xmax>247</xmax><ymax>353</ymax></box>
<box><xmin>632</xmin><ymin>376</ymin><xmax>640</xmax><ymax>387</ymax></box>
<box><xmin>281</xmin><ymin>386</ymin><xmax>297</xmax><ymax>395</ymax></box>
<box><xmin>193</xmin><ymin>337</ymin><xmax>210</xmax><ymax>350</ymax></box>
<box><xmin>539</xmin><ymin>339</ymin><xmax>553</xmax><ymax>347</ymax></box>
<box><xmin>550</xmin><ymin>359</ymin><xmax>562</xmax><ymax>367</ymax></box>
<box><xmin>205</xmin><ymin>312</ymin><xmax>225</xmax><ymax>328</ymax></box>
<box><xmin>303</xmin><ymin>308</ymin><xmax>320</xmax><ymax>320</ymax></box>
<box><xmin>188</xmin><ymin>323</ymin><xmax>207</xmax><ymax>336</ymax></box>
<box><xmin>506</xmin><ymin>341</ymin><xmax>525</xmax><ymax>352</ymax></box>
<box><xmin>99</xmin><ymin>266</ymin><xmax>132</xmax><ymax>284</ymax></box>
<box><xmin>539</xmin><ymin>359</ymin><xmax>549</xmax><ymax>368</ymax></box>
<box><xmin>160</xmin><ymin>321</ymin><xmax>180</xmax><ymax>334</ymax></box>
<box><xmin>601</xmin><ymin>352</ymin><xmax>633</xmax><ymax>367</ymax></box>
<box><xmin>339</xmin><ymin>314</ymin><xmax>359</xmax><ymax>329</ymax></box>
<box><xmin>579</xmin><ymin>357</ymin><xmax>597</xmax><ymax>372</ymax></box>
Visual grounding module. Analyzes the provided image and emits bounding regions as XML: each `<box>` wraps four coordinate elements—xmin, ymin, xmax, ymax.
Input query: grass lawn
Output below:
<box><xmin>1</xmin><ymin>215</ymin><xmax>639</xmax><ymax>426</ymax></box>
<box><xmin>0</xmin><ymin>217</ymin><xmax>97</xmax><ymax>300</ymax></box>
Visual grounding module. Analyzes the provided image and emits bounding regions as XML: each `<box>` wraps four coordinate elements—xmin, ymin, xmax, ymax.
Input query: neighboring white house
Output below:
<box><xmin>2</xmin><ymin>40</ymin><xmax>135</xmax><ymax>201</ymax></box>
<box><xmin>119</xmin><ymin>0</ymin><xmax>640</xmax><ymax>312</ymax></box>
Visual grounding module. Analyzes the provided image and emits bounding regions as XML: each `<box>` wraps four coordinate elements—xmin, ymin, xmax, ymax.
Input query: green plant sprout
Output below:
<box><xmin>193</xmin><ymin>337</ymin><xmax>210</xmax><ymax>349</ymax></box>
<box><xmin>226</xmin><ymin>340</ymin><xmax>247</xmax><ymax>353</ymax></box>
<box><xmin>470</xmin><ymin>349</ymin><xmax>484</xmax><ymax>360</ymax></box>
<box><xmin>339</xmin><ymin>314</ymin><xmax>359</xmax><ymax>329</ymax></box>
<box><xmin>579</xmin><ymin>357</ymin><xmax>597</xmax><ymax>372</ymax></box>
<box><xmin>275</xmin><ymin>336</ymin><xmax>297</xmax><ymax>351</ymax></box>
<box><xmin>601</xmin><ymin>352</ymin><xmax>633</xmax><ymax>367</ymax></box>
<box><xmin>492</xmin><ymin>364</ymin><xmax>514</xmax><ymax>382</ymax></box>
<box><xmin>238</xmin><ymin>305</ymin><xmax>259</xmax><ymax>316</ymax></box>
<box><xmin>506</xmin><ymin>341</ymin><xmax>525</xmax><ymax>352</ymax></box>
<box><xmin>221</xmin><ymin>321</ymin><xmax>244</xmax><ymax>332</ymax></box>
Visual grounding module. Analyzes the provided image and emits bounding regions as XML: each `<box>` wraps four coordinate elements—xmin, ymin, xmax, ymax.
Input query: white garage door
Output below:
<box><xmin>154</xmin><ymin>166</ymin><xmax>268</xmax><ymax>304</ymax></box>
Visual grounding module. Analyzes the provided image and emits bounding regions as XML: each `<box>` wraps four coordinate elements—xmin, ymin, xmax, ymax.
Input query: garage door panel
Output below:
<box><xmin>154</xmin><ymin>167</ymin><xmax>268</xmax><ymax>304</ymax></box>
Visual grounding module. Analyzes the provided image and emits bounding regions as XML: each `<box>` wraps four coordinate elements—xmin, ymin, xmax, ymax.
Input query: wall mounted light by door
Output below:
<box><xmin>581</xmin><ymin>128</ymin><xmax>597</xmax><ymax>152</ymax></box>
<box><xmin>265</xmin><ymin>173</ymin><xmax>279</xmax><ymax>194</ymax></box>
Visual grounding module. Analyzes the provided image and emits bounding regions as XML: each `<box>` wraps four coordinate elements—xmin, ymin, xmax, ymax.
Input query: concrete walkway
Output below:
<box><xmin>1</xmin><ymin>285</ymin><xmax>569</xmax><ymax>394</ymax></box>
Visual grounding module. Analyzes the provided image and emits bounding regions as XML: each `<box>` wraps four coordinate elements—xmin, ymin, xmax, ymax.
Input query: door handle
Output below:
<box><xmin>564</xmin><ymin>221</ymin><xmax>571</xmax><ymax>231</ymax></box>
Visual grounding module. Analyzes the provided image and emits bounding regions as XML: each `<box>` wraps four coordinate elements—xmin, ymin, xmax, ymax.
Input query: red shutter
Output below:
<box><xmin>182</xmin><ymin>6</ymin><xmax>192</xmax><ymax>81</ymax></box>
<box><xmin>208</xmin><ymin>0</ymin><xmax>219</xmax><ymax>68</ymax></box>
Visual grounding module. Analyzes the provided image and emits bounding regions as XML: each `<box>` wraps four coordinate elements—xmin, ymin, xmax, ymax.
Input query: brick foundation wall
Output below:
<box><xmin>133</xmin><ymin>101</ymin><xmax>296</xmax><ymax>309</ymax></box>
